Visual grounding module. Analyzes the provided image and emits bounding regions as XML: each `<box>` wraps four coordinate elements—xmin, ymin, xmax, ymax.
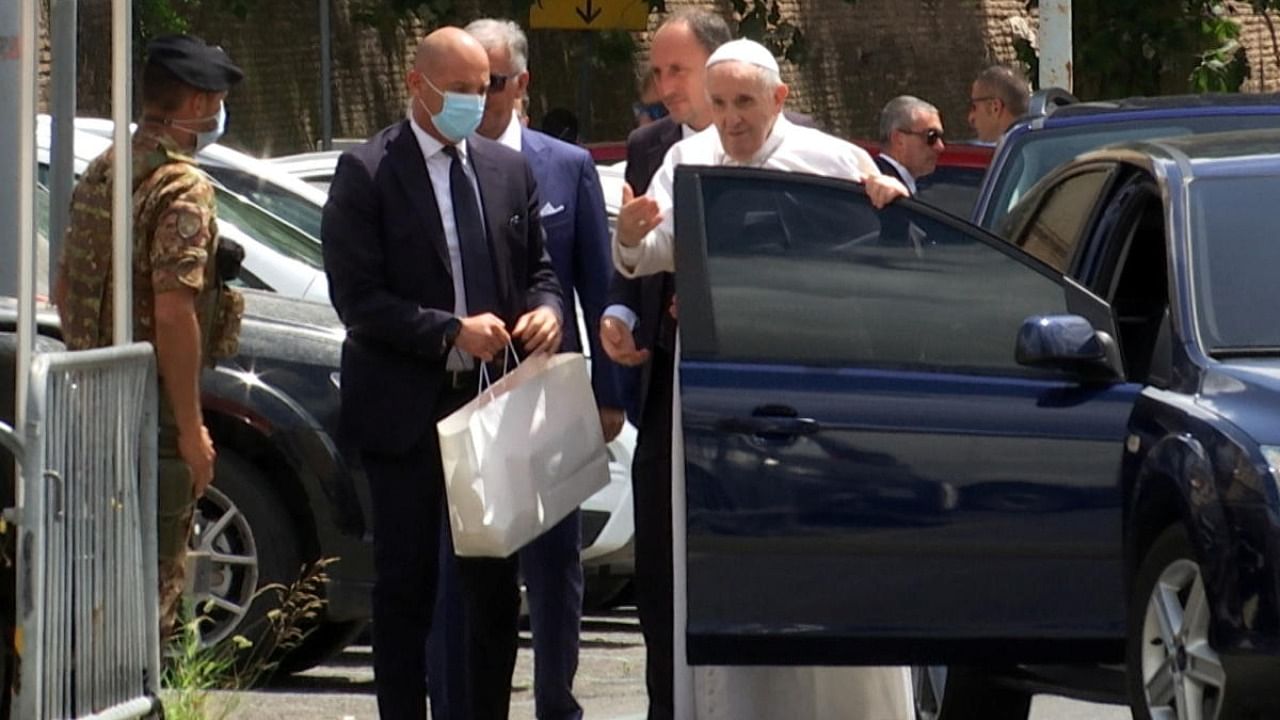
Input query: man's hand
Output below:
<box><xmin>181</xmin><ymin>425</ymin><xmax>216</xmax><ymax>498</ymax></box>
<box><xmin>456</xmin><ymin>313</ymin><xmax>511</xmax><ymax>361</ymax></box>
<box><xmin>514</xmin><ymin>306</ymin><xmax>561</xmax><ymax>355</ymax></box>
<box><xmin>600</xmin><ymin>315</ymin><xmax>650</xmax><ymax>366</ymax></box>
<box><xmin>616</xmin><ymin>183</ymin><xmax>663</xmax><ymax>248</ymax></box>
<box><xmin>599</xmin><ymin>406</ymin><xmax>625</xmax><ymax>443</ymax></box>
<box><xmin>865</xmin><ymin>174</ymin><xmax>910</xmax><ymax>209</ymax></box>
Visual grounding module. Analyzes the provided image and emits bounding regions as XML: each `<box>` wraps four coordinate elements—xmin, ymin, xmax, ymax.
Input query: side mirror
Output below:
<box><xmin>1016</xmin><ymin>315</ymin><xmax>1123</xmax><ymax>382</ymax></box>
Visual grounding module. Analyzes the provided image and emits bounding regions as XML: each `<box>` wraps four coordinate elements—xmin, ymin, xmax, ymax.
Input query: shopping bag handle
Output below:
<box><xmin>477</xmin><ymin>341</ymin><xmax>522</xmax><ymax>394</ymax></box>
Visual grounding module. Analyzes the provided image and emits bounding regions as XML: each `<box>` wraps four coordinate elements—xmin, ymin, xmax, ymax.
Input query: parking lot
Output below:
<box><xmin>223</xmin><ymin>609</ymin><xmax>1135</xmax><ymax>720</ymax></box>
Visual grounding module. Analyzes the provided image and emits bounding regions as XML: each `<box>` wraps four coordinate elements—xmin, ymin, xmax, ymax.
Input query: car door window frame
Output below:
<box><xmin>674</xmin><ymin>165</ymin><xmax>1080</xmax><ymax>377</ymax></box>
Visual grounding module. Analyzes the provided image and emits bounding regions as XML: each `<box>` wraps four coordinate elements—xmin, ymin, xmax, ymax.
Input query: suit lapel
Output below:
<box><xmin>386</xmin><ymin>121</ymin><xmax>452</xmax><ymax>272</ymax></box>
<box><xmin>648</xmin><ymin>119</ymin><xmax>682</xmax><ymax>178</ymax></box>
<box><xmin>467</xmin><ymin>141</ymin><xmax>516</xmax><ymax>313</ymax></box>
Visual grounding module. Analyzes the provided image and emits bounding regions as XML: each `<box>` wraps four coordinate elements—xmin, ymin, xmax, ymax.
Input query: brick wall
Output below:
<box><xmin>37</xmin><ymin>0</ymin><xmax>1280</xmax><ymax>154</ymax></box>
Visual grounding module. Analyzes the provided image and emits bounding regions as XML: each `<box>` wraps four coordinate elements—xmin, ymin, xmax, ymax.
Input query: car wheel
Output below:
<box><xmin>276</xmin><ymin>619</ymin><xmax>367</xmax><ymax>674</ymax></box>
<box><xmin>189</xmin><ymin>449</ymin><xmax>301</xmax><ymax>653</ymax></box>
<box><xmin>1127</xmin><ymin>525</ymin><xmax>1228</xmax><ymax>720</ymax></box>
<box><xmin>915</xmin><ymin>666</ymin><xmax>1030</xmax><ymax>720</ymax></box>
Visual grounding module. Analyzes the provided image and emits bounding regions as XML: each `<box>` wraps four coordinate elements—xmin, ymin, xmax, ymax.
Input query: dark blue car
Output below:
<box><xmin>972</xmin><ymin>91</ymin><xmax>1280</xmax><ymax>232</ymax></box>
<box><xmin>671</xmin><ymin>129</ymin><xmax>1280</xmax><ymax>719</ymax></box>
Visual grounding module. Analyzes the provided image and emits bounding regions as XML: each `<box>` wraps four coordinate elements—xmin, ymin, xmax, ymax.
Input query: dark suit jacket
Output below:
<box><xmin>321</xmin><ymin>120</ymin><xmax>562</xmax><ymax>454</ymax></box>
<box><xmin>522</xmin><ymin>127</ymin><xmax>622</xmax><ymax>410</ymax></box>
<box><xmin>874</xmin><ymin>155</ymin><xmax>910</xmax><ymax>190</ymax></box>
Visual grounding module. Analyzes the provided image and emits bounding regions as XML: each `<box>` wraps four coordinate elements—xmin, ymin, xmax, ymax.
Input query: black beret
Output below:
<box><xmin>145</xmin><ymin>34</ymin><xmax>244</xmax><ymax>92</ymax></box>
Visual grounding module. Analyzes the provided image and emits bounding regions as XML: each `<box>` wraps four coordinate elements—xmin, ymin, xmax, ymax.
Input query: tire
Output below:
<box><xmin>1127</xmin><ymin>525</ymin><xmax>1237</xmax><ymax>720</ymax></box>
<box><xmin>915</xmin><ymin>666</ymin><xmax>1031</xmax><ymax>720</ymax></box>
<box><xmin>188</xmin><ymin>449</ymin><xmax>301</xmax><ymax>659</ymax></box>
<box><xmin>276</xmin><ymin>619</ymin><xmax>366</xmax><ymax>674</ymax></box>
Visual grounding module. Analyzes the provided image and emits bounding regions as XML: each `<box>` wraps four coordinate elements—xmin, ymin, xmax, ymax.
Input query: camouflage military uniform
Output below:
<box><xmin>58</xmin><ymin>127</ymin><xmax>241</xmax><ymax>637</ymax></box>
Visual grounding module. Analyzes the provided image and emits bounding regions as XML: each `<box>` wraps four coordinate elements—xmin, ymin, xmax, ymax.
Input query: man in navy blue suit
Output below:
<box><xmin>322</xmin><ymin>27</ymin><xmax>563</xmax><ymax>720</ymax></box>
<box><xmin>423</xmin><ymin>18</ymin><xmax>624</xmax><ymax>720</ymax></box>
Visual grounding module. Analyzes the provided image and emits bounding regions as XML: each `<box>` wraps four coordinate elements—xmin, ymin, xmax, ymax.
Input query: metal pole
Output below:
<box><xmin>1039</xmin><ymin>0</ymin><xmax>1073</xmax><ymax>91</ymax></box>
<box><xmin>49</xmin><ymin>0</ymin><xmax>78</xmax><ymax>290</ymax></box>
<box><xmin>16</xmin><ymin>0</ymin><xmax>38</xmax><ymax>435</ymax></box>
<box><xmin>111</xmin><ymin>0</ymin><xmax>132</xmax><ymax>346</ymax></box>
<box><xmin>320</xmin><ymin>0</ymin><xmax>333</xmax><ymax>150</ymax></box>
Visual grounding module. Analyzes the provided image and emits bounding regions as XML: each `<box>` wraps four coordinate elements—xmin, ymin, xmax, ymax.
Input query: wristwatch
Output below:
<box><xmin>442</xmin><ymin>317</ymin><xmax>462</xmax><ymax>354</ymax></box>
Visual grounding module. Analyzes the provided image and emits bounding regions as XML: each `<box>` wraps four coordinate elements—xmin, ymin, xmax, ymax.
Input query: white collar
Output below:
<box><xmin>496</xmin><ymin>110</ymin><xmax>522</xmax><ymax>152</ymax></box>
<box><xmin>681</xmin><ymin>123</ymin><xmax>698</xmax><ymax>139</ymax></box>
<box><xmin>409</xmin><ymin>113</ymin><xmax>468</xmax><ymax>163</ymax></box>
<box><xmin>714</xmin><ymin>114</ymin><xmax>791</xmax><ymax>167</ymax></box>
<box><xmin>878</xmin><ymin>153</ymin><xmax>917</xmax><ymax>195</ymax></box>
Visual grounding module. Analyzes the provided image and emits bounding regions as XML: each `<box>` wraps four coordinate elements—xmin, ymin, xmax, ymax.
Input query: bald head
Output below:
<box><xmin>407</xmin><ymin>26</ymin><xmax>490</xmax><ymax>143</ymax></box>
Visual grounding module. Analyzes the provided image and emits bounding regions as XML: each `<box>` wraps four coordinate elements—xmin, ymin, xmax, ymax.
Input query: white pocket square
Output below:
<box><xmin>538</xmin><ymin>202</ymin><xmax>566</xmax><ymax>218</ymax></box>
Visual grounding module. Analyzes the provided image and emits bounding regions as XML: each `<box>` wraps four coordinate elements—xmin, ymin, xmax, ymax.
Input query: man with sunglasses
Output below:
<box><xmin>967</xmin><ymin>64</ymin><xmax>1030</xmax><ymax>145</ymax></box>
<box><xmin>876</xmin><ymin>95</ymin><xmax>946</xmax><ymax>195</ymax></box>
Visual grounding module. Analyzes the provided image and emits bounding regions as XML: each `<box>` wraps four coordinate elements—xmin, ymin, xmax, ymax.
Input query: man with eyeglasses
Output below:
<box><xmin>417</xmin><ymin>18</ymin><xmax>624</xmax><ymax>720</ymax></box>
<box><xmin>967</xmin><ymin>64</ymin><xmax>1030</xmax><ymax>145</ymax></box>
<box><xmin>876</xmin><ymin>95</ymin><xmax>946</xmax><ymax>196</ymax></box>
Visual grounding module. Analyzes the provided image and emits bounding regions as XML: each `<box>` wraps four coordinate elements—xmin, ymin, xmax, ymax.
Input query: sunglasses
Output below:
<box><xmin>633</xmin><ymin>102</ymin><xmax>668</xmax><ymax>121</ymax></box>
<box><xmin>488</xmin><ymin>73</ymin><xmax>510</xmax><ymax>94</ymax></box>
<box><xmin>900</xmin><ymin>128</ymin><xmax>945</xmax><ymax>146</ymax></box>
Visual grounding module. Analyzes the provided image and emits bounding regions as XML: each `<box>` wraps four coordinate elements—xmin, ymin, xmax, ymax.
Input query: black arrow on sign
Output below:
<box><xmin>575</xmin><ymin>0</ymin><xmax>602</xmax><ymax>24</ymax></box>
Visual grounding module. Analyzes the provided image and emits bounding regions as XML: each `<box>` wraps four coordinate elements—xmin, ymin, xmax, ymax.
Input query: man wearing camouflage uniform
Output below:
<box><xmin>54</xmin><ymin>35</ymin><xmax>244</xmax><ymax>638</ymax></box>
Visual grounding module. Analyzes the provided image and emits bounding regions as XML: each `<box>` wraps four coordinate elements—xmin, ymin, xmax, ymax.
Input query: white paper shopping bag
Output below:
<box><xmin>437</xmin><ymin>352</ymin><xmax>609</xmax><ymax>557</ymax></box>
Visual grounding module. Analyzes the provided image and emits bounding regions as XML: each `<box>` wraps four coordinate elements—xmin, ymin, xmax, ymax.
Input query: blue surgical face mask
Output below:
<box><xmin>419</xmin><ymin>75</ymin><xmax>485</xmax><ymax>142</ymax></box>
<box><xmin>173</xmin><ymin>103</ymin><xmax>227</xmax><ymax>152</ymax></box>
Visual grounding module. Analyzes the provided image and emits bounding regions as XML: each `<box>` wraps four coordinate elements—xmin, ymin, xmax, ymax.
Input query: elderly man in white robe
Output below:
<box><xmin>612</xmin><ymin>38</ymin><xmax>915</xmax><ymax>720</ymax></box>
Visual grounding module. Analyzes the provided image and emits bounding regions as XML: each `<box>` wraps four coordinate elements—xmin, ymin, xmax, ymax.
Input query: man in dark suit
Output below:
<box><xmin>421</xmin><ymin>19</ymin><xmax>625</xmax><ymax>720</ymax></box>
<box><xmin>321</xmin><ymin>27</ymin><xmax>562</xmax><ymax>720</ymax></box>
<box><xmin>875</xmin><ymin>95</ymin><xmax>946</xmax><ymax>196</ymax></box>
<box><xmin>597</xmin><ymin>10</ymin><xmax>730</xmax><ymax>720</ymax></box>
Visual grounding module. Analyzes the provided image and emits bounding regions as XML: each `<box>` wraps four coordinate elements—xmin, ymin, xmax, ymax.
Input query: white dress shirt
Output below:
<box><xmin>877</xmin><ymin>153</ymin><xmax>918</xmax><ymax>195</ymax></box>
<box><xmin>613</xmin><ymin>115</ymin><xmax>881</xmax><ymax>278</ymax></box>
<box><xmin>496</xmin><ymin>110</ymin><xmax>523</xmax><ymax>152</ymax></box>
<box><xmin>408</xmin><ymin>116</ymin><xmax>486</xmax><ymax>369</ymax></box>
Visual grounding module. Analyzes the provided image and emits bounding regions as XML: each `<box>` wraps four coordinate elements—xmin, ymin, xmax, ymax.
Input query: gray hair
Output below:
<box><xmin>879</xmin><ymin>95</ymin><xmax>938</xmax><ymax>144</ymax></box>
<box><xmin>465</xmin><ymin>18</ymin><xmax>529</xmax><ymax>74</ymax></box>
<box><xmin>661</xmin><ymin>9</ymin><xmax>732</xmax><ymax>56</ymax></box>
<box><xmin>975</xmin><ymin>65</ymin><xmax>1030</xmax><ymax>116</ymax></box>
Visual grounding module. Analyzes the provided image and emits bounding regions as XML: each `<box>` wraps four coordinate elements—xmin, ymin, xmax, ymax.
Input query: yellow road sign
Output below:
<box><xmin>530</xmin><ymin>0</ymin><xmax>649</xmax><ymax>31</ymax></box>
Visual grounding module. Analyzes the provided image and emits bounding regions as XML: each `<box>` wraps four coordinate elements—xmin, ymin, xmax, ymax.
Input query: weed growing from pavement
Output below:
<box><xmin>161</xmin><ymin>558</ymin><xmax>338</xmax><ymax>719</ymax></box>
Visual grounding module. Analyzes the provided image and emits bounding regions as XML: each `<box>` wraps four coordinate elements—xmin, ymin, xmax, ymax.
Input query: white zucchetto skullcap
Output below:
<box><xmin>705</xmin><ymin>39</ymin><xmax>780</xmax><ymax>74</ymax></box>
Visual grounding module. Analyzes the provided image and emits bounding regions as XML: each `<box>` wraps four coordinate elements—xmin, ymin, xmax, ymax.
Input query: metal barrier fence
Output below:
<box><xmin>1</xmin><ymin>343</ymin><xmax>161</xmax><ymax>720</ymax></box>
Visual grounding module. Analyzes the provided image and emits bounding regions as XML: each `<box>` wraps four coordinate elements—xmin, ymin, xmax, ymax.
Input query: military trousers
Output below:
<box><xmin>157</xmin><ymin>417</ymin><xmax>196</xmax><ymax>642</ymax></box>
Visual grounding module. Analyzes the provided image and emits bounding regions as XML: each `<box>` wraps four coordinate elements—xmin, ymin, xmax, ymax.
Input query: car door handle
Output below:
<box><xmin>718</xmin><ymin>416</ymin><xmax>821</xmax><ymax>438</ymax></box>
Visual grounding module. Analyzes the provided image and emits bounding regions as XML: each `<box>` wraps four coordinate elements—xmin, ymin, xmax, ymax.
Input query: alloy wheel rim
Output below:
<box><xmin>189</xmin><ymin>485</ymin><xmax>260</xmax><ymax>647</ymax></box>
<box><xmin>912</xmin><ymin>665</ymin><xmax>945</xmax><ymax>720</ymax></box>
<box><xmin>1141</xmin><ymin>558</ymin><xmax>1226</xmax><ymax>720</ymax></box>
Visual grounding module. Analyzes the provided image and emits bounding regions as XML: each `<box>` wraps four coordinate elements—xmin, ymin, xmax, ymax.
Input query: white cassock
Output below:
<box><xmin>617</xmin><ymin>115</ymin><xmax>916</xmax><ymax>720</ymax></box>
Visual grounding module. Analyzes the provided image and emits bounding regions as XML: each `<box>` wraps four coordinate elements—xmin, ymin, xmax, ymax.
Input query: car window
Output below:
<box><xmin>1189</xmin><ymin>174</ymin><xmax>1280</xmax><ymax>352</ymax></box>
<box><xmin>915</xmin><ymin>165</ymin><xmax>985</xmax><ymax>218</ymax></box>
<box><xmin>1006</xmin><ymin>167</ymin><xmax>1112</xmax><ymax>273</ymax></box>
<box><xmin>203</xmin><ymin>166</ymin><xmax>323</xmax><ymax>239</ymax></box>
<box><xmin>982</xmin><ymin>114</ymin><xmax>1280</xmax><ymax>230</ymax></box>
<box><xmin>690</xmin><ymin>172</ymin><xmax>1067</xmax><ymax>373</ymax></box>
<box><xmin>213</xmin><ymin>188</ymin><xmax>325</xmax><ymax>270</ymax></box>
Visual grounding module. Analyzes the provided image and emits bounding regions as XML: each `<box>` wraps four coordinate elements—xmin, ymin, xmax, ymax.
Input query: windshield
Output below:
<box><xmin>203</xmin><ymin>166</ymin><xmax>323</xmax><ymax>239</ymax></box>
<box><xmin>982</xmin><ymin>114</ymin><xmax>1280</xmax><ymax>230</ymax></box>
<box><xmin>1190</xmin><ymin>175</ymin><xmax>1280</xmax><ymax>353</ymax></box>
<box><xmin>213</xmin><ymin>188</ymin><xmax>324</xmax><ymax>269</ymax></box>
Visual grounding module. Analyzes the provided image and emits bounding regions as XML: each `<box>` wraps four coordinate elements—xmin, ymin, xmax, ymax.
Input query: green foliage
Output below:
<box><xmin>133</xmin><ymin>0</ymin><xmax>259</xmax><ymax>55</ymax></box>
<box><xmin>1021</xmin><ymin>0</ymin><xmax>1257</xmax><ymax>98</ymax></box>
<box><xmin>161</xmin><ymin>558</ymin><xmax>336</xmax><ymax>718</ymax></box>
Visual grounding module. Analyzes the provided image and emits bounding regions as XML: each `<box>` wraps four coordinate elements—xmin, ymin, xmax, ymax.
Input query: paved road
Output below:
<box><xmin>224</xmin><ymin>610</ymin><xmax>1132</xmax><ymax>719</ymax></box>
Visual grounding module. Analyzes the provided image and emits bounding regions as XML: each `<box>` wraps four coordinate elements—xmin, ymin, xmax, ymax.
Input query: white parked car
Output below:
<box><xmin>37</xmin><ymin>116</ymin><xmax>330</xmax><ymax>303</ymax></box>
